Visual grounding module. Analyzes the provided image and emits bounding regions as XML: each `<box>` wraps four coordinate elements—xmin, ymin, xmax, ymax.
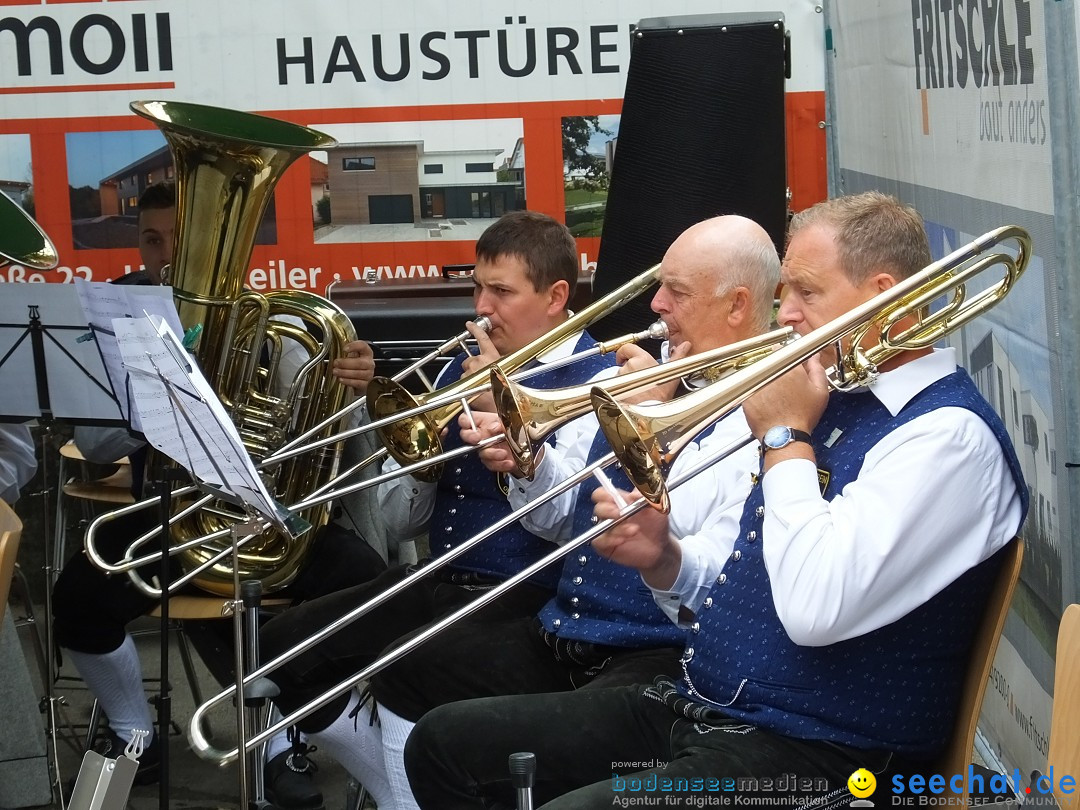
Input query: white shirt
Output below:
<box><xmin>0</xmin><ymin>423</ymin><xmax>37</xmax><ymax>504</ymax></box>
<box><xmin>665</xmin><ymin>347</ymin><xmax>1024</xmax><ymax>645</ymax></box>
<box><xmin>376</xmin><ymin>331</ymin><xmax>595</xmax><ymax>540</ymax></box>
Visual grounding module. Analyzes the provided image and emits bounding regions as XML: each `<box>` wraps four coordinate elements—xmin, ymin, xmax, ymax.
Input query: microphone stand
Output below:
<box><xmin>510</xmin><ymin>752</ymin><xmax>536</xmax><ymax>810</ymax></box>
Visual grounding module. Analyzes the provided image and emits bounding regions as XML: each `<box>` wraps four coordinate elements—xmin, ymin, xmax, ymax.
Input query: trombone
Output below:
<box><xmin>593</xmin><ymin>225</ymin><xmax>1032</xmax><ymax>511</ymax></box>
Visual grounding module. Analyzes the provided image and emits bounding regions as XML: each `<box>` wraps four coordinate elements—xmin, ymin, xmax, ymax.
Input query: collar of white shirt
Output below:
<box><xmin>866</xmin><ymin>346</ymin><xmax>958</xmax><ymax>417</ymax></box>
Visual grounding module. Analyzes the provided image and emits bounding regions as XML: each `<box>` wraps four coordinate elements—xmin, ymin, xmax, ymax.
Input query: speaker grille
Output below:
<box><xmin>590</xmin><ymin>14</ymin><xmax>788</xmax><ymax>344</ymax></box>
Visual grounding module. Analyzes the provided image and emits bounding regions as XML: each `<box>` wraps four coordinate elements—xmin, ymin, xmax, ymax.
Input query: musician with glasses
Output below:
<box><xmin>256</xmin><ymin>210</ymin><xmax>617</xmax><ymax>809</ymax></box>
<box><xmin>340</xmin><ymin>214</ymin><xmax>780</xmax><ymax>808</ymax></box>
<box><xmin>50</xmin><ymin>181</ymin><xmax>383</xmax><ymax>799</ymax></box>
<box><xmin>403</xmin><ymin>192</ymin><xmax>1028</xmax><ymax>809</ymax></box>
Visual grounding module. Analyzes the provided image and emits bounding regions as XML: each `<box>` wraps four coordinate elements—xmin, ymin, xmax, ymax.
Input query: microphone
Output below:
<box><xmin>509</xmin><ymin>751</ymin><xmax>536</xmax><ymax>810</ymax></box>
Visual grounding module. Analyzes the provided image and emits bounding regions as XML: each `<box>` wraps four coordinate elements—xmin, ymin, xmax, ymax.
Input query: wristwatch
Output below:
<box><xmin>761</xmin><ymin>426</ymin><xmax>812</xmax><ymax>452</ymax></box>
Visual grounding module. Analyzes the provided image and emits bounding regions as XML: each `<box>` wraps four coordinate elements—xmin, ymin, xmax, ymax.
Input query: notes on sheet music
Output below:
<box><xmin>73</xmin><ymin>280</ymin><xmax>183</xmax><ymax>430</ymax></box>
<box><xmin>112</xmin><ymin>315</ymin><xmax>293</xmax><ymax>535</ymax></box>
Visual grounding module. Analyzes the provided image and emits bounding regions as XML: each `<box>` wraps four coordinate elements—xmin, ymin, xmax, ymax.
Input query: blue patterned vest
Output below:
<box><xmin>431</xmin><ymin>331</ymin><xmax>614</xmax><ymax>589</ymax></box>
<box><xmin>680</xmin><ymin>368</ymin><xmax>1027</xmax><ymax>757</ymax></box>
<box><xmin>538</xmin><ymin>430</ymin><xmax>687</xmax><ymax>648</ymax></box>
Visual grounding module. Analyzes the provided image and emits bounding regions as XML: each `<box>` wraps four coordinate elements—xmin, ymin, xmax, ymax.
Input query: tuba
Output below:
<box><xmin>128</xmin><ymin>100</ymin><xmax>356</xmax><ymax>595</ymax></box>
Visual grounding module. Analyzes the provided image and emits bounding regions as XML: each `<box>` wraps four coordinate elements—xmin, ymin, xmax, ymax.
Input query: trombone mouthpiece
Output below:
<box><xmin>474</xmin><ymin>315</ymin><xmax>492</xmax><ymax>333</ymax></box>
<box><xmin>646</xmin><ymin>320</ymin><xmax>669</xmax><ymax>341</ymax></box>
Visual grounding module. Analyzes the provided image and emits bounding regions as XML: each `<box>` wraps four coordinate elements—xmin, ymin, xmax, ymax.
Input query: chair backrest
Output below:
<box><xmin>935</xmin><ymin>536</ymin><xmax>1024</xmax><ymax>801</ymax></box>
<box><xmin>0</xmin><ymin>497</ymin><xmax>24</xmax><ymax>627</ymax></box>
<box><xmin>1047</xmin><ymin>603</ymin><xmax>1080</xmax><ymax>804</ymax></box>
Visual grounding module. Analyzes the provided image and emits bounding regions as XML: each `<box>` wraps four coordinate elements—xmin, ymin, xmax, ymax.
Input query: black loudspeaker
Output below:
<box><xmin>591</xmin><ymin>13</ymin><xmax>789</xmax><ymax>343</ymax></box>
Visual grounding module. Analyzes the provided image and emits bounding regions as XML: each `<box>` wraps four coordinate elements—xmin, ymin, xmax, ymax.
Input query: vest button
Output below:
<box><xmin>444</xmin><ymin>526</ymin><xmax>453</xmax><ymax>533</ymax></box>
<box><xmin>444</xmin><ymin>544</ymin><xmax>452</xmax><ymax>550</ymax></box>
<box><xmin>691</xmin><ymin>622</ymin><xmax>700</xmax><ymax>633</ymax></box>
<box><xmin>457</xmin><ymin>494</ymin><xmax>465</xmax><ymax>500</ymax></box>
<box><xmin>454</xmin><ymin>485</ymin><xmax>462</xmax><ymax>492</ymax></box>
<box><xmin>717</xmin><ymin>574</ymin><xmax>727</xmax><ymax>585</ymax></box>
<box><xmin>571</xmin><ymin>612</ymin><xmax>580</xmax><ymax>620</ymax></box>
<box><xmin>552</xmin><ymin>619</ymin><xmax>561</xmax><ymax>628</ymax></box>
<box><xmin>746</xmin><ymin>530</ymin><xmax>757</xmax><ymax>542</ymax></box>
<box><xmin>454</xmin><ymin>467</ymin><xmax>462</xmax><ymax>475</ymax></box>
<box><xmin>570</xmin><ymin>597</ymin><xmax>579</xmax><ymax>605</ymax></box>
<box><xmin>578</xmin><ymin>555</ymin><xmax>587</xmax><ymax>565</ymax></box>
<box><xmin>703</xmin><ymin>597</ymin><xmax>713</xmax><ymax>609</ymax></box>
<box><xmin>733</xmin><ymin>550</ymin><xmax>742</xmax><ymax>561</ymax></box>
<box><xmin>449</xmin><ymin>508</ymin><xmax>457</xmax><ymax>515</ymax></box>
<box><xmin>755</xmin><ymin>506</ymin><xmax>764</xmax><ymax>518</ymax></box>
<box><xmin>572</xmin><ymin>576</ymin><xmax>583</xmax><ymax>585</ymax></box>
<box><xmin>684</xmin><ymin>647</ymin><xmax>695</xmax><ymax>660</ymax></box>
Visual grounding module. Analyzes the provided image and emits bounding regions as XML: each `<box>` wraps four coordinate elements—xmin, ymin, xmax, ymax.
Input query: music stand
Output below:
<box><xmin>0</xmin><ymin>282</ymin><xmax>175</xmax><ymax>805</ymax></box>
<box><xmin>113</xmin><ymin>314</ymin><xmax>304</xmax><ymax>810</ymax></box>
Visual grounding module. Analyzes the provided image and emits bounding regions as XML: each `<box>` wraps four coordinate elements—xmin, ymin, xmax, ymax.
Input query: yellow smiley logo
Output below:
<box><xmin>848</xmin><ymin>768</ymin><xmax>877</xmax><ymax>798</ymax></box>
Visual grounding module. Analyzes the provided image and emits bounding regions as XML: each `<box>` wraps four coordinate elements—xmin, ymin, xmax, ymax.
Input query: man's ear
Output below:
<box><xmin>547</xmin><ymin>279</ymin><xmax>570</xmax><ymax>314</ymax></box>
<box><xmin>871</xmin><ymin>272</ymin><xmax>898</xmax><ymax>294</ymax></box>
<box><xmin>726</xmin><ymin>286</ymin><xmax>751</xmax><ymax>327</ymax></box>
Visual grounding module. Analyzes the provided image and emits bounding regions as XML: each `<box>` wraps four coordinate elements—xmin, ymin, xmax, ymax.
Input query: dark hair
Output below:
<box><xmin>138</xmin><ymin>181</ymin><xmax>175</xmax><ymax>212</ymax></box>
<box><xmin>475</xmin><ymin>210</ymin><xmax>578</xmax><ymax>299</ymax></box>
<box><xmin>788</xmin><ymin>191</ymin><xmax>931</xmax><ymax>283</ymax></box>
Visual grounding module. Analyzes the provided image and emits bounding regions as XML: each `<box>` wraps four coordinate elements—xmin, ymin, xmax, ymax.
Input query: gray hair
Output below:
<box><xmin>788</xmin><ymin>191</ymin><xmax>931</xmax><ymax>284</ymax></box>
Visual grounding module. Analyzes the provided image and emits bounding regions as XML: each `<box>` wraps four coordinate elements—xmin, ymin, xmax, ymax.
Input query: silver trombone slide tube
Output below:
<box><xmin>267</xmin><ymin>319</ymin><xmax>669</xmax><ymax>466</ymax></box>
<box><xmin>106</xmin><ymin>434</ymin><xmax>506</xmax><ymax>597</ymax></box>
<box><xmin>275</xmin><ymin>316</ymin><xmax>494</xmax><ymax>456</ymax></box>
<box><xmin>189</xmin><ymin>429</ymin><xmax>754</xmax><ymax>764</ymax></box>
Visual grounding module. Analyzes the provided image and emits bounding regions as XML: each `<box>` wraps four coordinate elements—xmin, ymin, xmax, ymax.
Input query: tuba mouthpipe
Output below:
<box><xmin>190</xmin><ymin>429</ymin><xmax>756</xmax><ymax>764</ymax></box>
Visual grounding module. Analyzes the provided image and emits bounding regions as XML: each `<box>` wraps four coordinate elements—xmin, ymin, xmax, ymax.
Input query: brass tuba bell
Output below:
<box><xmin>130</xmin><ymin>100</ymin><xmax>356</xmax><ymax>595</ymax></box>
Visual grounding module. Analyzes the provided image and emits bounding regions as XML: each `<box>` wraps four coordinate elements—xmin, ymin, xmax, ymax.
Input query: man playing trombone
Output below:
<box><xmin>403</xmin><ymin>192</ymin><xmax>1028</xmax><ymax>808</ymax></box>
<box><xmin>346</xmin><ymin>214</ymin><xmax>782</xmax><ymax>807</ymax></box>
<box><xmin>257</xmin><ymin>210</ymin><xmax>617</xmax><ymax>808</ymax></box>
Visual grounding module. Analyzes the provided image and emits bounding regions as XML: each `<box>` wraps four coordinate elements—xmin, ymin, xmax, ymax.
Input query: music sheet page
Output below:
<box><xmin>112</xmin><ymin>315</ymin><xmax>287</xmax><ymax>532</ymax></box>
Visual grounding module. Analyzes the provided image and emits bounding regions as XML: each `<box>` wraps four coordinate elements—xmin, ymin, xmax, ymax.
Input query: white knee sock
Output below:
<box><xmin>378</xmin><ymin>705</ymin><xmax>420</xmax><ymax>810</ymax></box>
<box><xmin>264</xmin><ymin>705</ymin><xmax>307</xmax><ymax>763</ymax></box>
<box><xmin>308</xmin><ymin>691</ymin><xmax>392</xmax><ymax>806</ymax></box>
<box><xmin>65</xmin><ymin>635</ymin><xmax>154</xmax><ymax>743</ymax></box>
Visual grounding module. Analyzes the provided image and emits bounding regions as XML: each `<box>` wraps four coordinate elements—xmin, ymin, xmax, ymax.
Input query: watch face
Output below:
<box><xmin>763</xmin><ymin>426</ymin><xmax>792</xmax><ymax>449</ymax></box>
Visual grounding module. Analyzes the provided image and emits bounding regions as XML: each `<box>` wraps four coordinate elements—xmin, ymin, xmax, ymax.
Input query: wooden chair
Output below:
<box><xmin>1046</xmin><ymin>603</ymin><xmax>1080</xmax><ymax>805</ymax></box>
<box><xmin>0</xmin><ymin>497</ymin><xmax>23</xmax><ymax>627</ymax></box>
<box><xmin>935</xmin><ymin>536</ymin><xmax>1024</xmax><ymax>804</ymax></box>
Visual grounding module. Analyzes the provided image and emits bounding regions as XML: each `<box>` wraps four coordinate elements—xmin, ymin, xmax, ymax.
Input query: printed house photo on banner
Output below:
<box><xmin>64</xmin><ymin>130</ymin><xmax>278</xmax><ymax>251</ymax></box>
<box><xmin>309</xmin><ymin>118</ymin><xmax>524</xmax><ymax>244</ymax></box>
<box><xmin>561</xmin><ymin>114</ymin><xmax>619</xmax><ymax>238</ymax></box>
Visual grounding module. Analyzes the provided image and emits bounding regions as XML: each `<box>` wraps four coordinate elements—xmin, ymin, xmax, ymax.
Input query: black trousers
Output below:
<box><xmin>369</xmin><ymin>611</ymin><xmax>683</xmax><ymax>722</ymax></box>
<box><xmin>258</xmin><ymin>564</ymin><xmax>554</xmax><ymax>733</ymax></box>
<box><xmin>405</xmin><ymin>683</ymin><xmax>907</xmax><ymax>810</ymax></box>
<box><xmin>52</xmin><ymin>511</ymin><xmax>387</xmax><ymax>655</ymax></box>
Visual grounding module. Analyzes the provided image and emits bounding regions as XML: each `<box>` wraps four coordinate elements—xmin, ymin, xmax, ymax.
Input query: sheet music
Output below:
<box><xmin>74</xmin><ymin>279</ymin><xmax>183</xmax><ymax>429</ymax></box>
<box><xmin>113</xmin><ymin>315</ymin><xmax>294</xmax><ymax>534</ymax></box>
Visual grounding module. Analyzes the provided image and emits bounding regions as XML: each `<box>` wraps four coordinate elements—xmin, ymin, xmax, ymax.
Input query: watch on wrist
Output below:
<box><xmin>761</xmin><ymin>425</ymin><xmax>812</xmax><ymax>452</ymax></box>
